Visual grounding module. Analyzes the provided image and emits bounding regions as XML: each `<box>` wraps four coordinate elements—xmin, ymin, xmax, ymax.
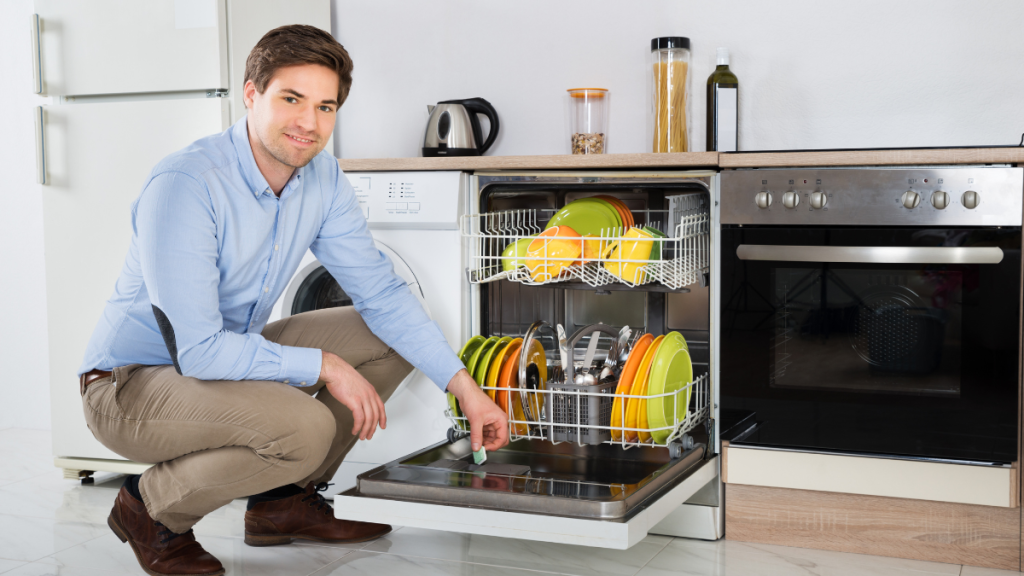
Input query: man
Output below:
<box><xmin>77</xmin><ymin>25</ymin><xmax>508</xmax><ymax>576</ymax></box>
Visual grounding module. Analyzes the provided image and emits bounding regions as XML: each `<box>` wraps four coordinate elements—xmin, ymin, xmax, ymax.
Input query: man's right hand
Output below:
<box><xmin>320</xmin><ymin>350</ymin><xmax>386</xmax><ymax>441</ymax></box>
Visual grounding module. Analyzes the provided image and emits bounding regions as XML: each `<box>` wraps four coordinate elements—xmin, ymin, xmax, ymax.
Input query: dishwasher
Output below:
<box><xmin>334</xmin><ymin>170</ymin><xmax>722</xmax><ymax>549</ymax></box>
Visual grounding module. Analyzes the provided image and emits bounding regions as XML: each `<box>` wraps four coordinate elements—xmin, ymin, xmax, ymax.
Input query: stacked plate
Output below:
<box><xmin>610</xmin><ymin>331</ymin><xmax>693</xmax><ymax>445</ymax></box>
<box><xmin>452</xmin><ymin>335</ymin><xmax>546</xmax><ymax>435</ymax></box>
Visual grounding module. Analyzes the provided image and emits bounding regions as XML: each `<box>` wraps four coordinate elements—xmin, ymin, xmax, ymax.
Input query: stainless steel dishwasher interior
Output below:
<box><xmin>354</xmin><ymin>437</ymin><xmax>708</xmax><ymax>520</ymax></box>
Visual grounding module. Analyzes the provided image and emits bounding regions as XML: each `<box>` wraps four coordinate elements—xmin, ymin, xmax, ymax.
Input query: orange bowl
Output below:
<box><xmin>525</xmin><ymin>226</ymin><xmax>582</xmax><ymax>281</ymax></box>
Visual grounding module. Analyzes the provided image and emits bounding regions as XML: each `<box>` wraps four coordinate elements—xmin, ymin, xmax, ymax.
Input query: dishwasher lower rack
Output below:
<box><xmin>447</xmin><ymin>372</ymin><xmax>710</xmax><ymax>451</ymax></box>
<box><xmin>462</xmin><ymin>195</ymin><xmax>709</xmax><ymax>290</ymax></box>
<box><xmin>345</xmin><ymin>436</ymin><xmax>708</xmax><ymax>521</ymax></box>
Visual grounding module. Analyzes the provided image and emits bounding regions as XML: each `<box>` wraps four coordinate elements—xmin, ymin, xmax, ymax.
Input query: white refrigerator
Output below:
<box><xmin>35</xmin><ymin>0</ymin><xmax>330</xmax><ymax>480</ymax></box>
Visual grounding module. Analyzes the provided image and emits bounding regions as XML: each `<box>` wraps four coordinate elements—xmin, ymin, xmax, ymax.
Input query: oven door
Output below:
<box><xmin>721</xmin><ymin>226</ymin><xmax>1021</xmax><ymax>463</ymax></box>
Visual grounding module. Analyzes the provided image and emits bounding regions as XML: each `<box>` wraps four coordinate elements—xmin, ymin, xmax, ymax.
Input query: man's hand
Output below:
<box><xmin>321</xmin><ymin>351</ymin><xmax>386</xmax><ymax>441</ymax></box>
<box><xmin>447</xmin><ymin>369</ymin><xmax>509</xmax><ymax>452</ymax></box>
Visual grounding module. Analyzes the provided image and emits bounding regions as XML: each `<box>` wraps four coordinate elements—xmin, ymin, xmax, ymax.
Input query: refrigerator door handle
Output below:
<box><xmin>30</xmin><ymin>14</ymin><xmax>42</xmax><ymax>94</ymax></box>
<box><xmin>35</xmin><ymin>106</ymin><xmax>46</xmax><ymax>185</ymax></box>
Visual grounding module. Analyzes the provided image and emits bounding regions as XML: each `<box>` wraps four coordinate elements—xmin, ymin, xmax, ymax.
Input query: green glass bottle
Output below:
<box><xmin>706</xmin><ymin>47</ymin><xmax>738</xmax><ymax>151</ymax></box>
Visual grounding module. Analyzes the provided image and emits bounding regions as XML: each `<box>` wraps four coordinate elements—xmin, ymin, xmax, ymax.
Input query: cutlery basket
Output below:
<box><xmin>546</xmin><ymin>379</ymin><xmax>616</xmax><ymax>445</ymax></box>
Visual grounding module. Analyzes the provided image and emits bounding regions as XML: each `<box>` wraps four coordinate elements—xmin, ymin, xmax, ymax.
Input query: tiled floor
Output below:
<box><xmin>0</xmin><ymin>427</ymin><xmax>1019</xmax><ymax>576</ymax></box>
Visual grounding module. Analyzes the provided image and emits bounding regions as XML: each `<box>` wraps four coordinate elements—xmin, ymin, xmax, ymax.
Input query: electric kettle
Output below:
<box><xmin>422</xmin><ymin>97</ymin><xmax>500</xmax><ymax>157</ymax></box>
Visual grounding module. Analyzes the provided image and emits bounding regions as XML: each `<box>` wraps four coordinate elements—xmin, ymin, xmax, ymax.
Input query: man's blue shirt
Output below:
<box><xmin>79</xmin><ymin>116</ymin><xmax>463</xmax><ymax>390</ymax></box>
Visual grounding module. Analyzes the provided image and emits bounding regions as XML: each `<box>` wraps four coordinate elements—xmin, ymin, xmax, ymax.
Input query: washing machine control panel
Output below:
<box><xmin>346</xmin><ymin>171</ymin><xmax>461</xmax><ymax>229</ymax></box>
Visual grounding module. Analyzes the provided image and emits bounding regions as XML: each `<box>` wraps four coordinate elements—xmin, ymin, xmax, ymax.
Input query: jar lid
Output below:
<box><xmin>567</xmin><ymin>88</ymin><xmax>608</xmax><ymax>98</ymax></box>
<box><xmin>651</xmin><ymin>37</ymin><xmax>690</xmax><ymax>51</ymax></box>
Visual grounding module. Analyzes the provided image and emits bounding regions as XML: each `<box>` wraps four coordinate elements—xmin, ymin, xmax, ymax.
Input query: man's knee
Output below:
<box><xmin>264</xmin><ymin>400</ymin><xmax>336</xmax><ymax>480</ymax></box>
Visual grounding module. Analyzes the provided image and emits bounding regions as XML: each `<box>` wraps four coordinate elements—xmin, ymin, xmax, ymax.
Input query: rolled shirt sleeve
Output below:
<box><xmin>136</xmin><ymin>171</ymin><xmax>323</xmax><ymax>385</ymax></box>
<box><xmin>309</xmin><ymin>167</ymin><xmax>465</xmax><ymax>391</ymax></box>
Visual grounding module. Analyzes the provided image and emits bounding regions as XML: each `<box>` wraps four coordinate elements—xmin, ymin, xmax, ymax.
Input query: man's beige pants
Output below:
<box><xmin>82</xmin><ymin>307</ymin><xmax>413</xmax><ymax>534</ymax></box>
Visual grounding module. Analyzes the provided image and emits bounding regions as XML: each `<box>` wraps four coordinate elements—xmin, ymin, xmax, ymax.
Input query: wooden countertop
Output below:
<box><xmin>337</xmin><ymin>148</ymin><xmax>1024</xmax><ymax>172</ymax></box>
<box><xmin>336</xmin><ymin>152</ymin><xmax>717</xmax><ymax>172</ymax></box>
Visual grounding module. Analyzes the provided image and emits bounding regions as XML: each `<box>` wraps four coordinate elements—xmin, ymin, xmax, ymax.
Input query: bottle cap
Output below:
<box><xmin>717</xmin><ymin>48</ymin><xmax>730</xmax><ymax>66</ymax></box>
<box><xmin>651</xmin><ymin>37</ymin><xmax>690</xmax><ymax>51</ymax></box>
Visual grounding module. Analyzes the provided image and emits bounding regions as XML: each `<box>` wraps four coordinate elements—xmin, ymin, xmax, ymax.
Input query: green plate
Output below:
<box><xmin>475</xmin><ymin>337</ymin><xmax>511</xmax><ymax>386</ymax></box>
<box><xmin>647</xmin><ymin>332</ymin><xmax>694</xmax><ymax>445</ymax></box>
<box><xmin>466</xmin><ymin>337</ymin><xmax>499</xmax><ymax>384</ymax></box>
<box><xmin>450</xmin><ymin>336</ymin><xmax>486</xmax><ymax>428</ymax></box>
<box><xmin>573</xmin><ymin>198</ymin><xmax>623</xmax><ymax>230</ymax></box>
<box><xmin>642</xmin><ymin>226</ymin><xmax>665</xmax><ymax>261</ymax></box>
<box><xmin>501</xmin><ymin>237</ymin><xmax>534</xmax><ymax>272</ymax></box>
<box><xmin>545</xmin><ymin>199</ymin><xmax>619</xmax><ymax>237</ymax></box>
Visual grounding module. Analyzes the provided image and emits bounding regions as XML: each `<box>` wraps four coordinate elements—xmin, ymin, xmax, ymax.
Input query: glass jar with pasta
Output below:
<box><xmin>651</xmin><ymin>37</ymin><xmax>691</xmax><ymax>153</ymax></box>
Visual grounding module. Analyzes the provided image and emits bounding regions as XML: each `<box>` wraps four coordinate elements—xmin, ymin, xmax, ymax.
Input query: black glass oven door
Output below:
<box><xmin>720</xmin><ymin>227</ymin><xmax>1021</xmax><ymax>463</ymax></box>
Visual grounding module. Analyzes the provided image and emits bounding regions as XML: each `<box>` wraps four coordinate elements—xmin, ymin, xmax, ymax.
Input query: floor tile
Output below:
<box><xmin>362</xmin><ymin>527</ymin><xmax>671</xmax><ymax>576</ymax></box>
<box><xmin>636</xmin><ymin>539</ymin><xmax>963</xmax><ymax>576</ymax></box>
<box><xmin>0</xmin><ymin>430</ymin><xmax>55</xmax><ymax>487</ymax></box>
<box><xmin>0</xmin><ymin>514</ymin><xmax>108</xmax><ymax>562</ymax></box>
<box><xmin>5</xmin><ymin>532</ymin><xmax>356</xmax><ymax>576</ymax></box>
<box><xmin>962</xmin><ymin>566</ymin><xmax>1022</xmax><ymax>575</ymax></box>
<box><xmin>312</xmin><ymin>550</ymin><xmax>567</xmax><ymax>576</ymax></box>
<box><xmin>0</xmin><ymin>559</ymin><xmax>27</xmax><ymax>574</ymax></box>
<box><xmin>0</xmin><ymin>470</ymin><xmax>121</xmax><ymax>522</ymax></box>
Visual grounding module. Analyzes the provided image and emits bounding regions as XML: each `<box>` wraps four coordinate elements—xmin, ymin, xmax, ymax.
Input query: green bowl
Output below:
<box><xmin>502</xmin><ymin>237</ymin><xmax>534</xmax><ymax>272</ymax></box>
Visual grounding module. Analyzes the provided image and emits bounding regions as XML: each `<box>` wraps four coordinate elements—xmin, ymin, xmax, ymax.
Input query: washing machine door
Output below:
<box><xmin>284</xmin><ymin>241</ymin><xmax>427</xmax><ymax>318</ymax></box>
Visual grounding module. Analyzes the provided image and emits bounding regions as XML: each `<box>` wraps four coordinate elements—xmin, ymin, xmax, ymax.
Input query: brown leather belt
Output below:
<box><xmin>80</xmin><ymin>369</ymin><xmax>112</xmax><ymax>396</ymax></box>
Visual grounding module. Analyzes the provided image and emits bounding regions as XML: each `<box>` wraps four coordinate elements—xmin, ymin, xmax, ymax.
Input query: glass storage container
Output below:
<box><xmin>567</xmin><ymin>88</ymin><xmax>608</xmax><ymax>154</ymax></box>
<box><xmin>651</xmin><ymin>37</ymin><xmax>691</xmax><ymax>153</ymax></box>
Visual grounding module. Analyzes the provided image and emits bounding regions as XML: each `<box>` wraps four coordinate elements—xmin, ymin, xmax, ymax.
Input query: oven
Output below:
<box><xmin>720</xmin><ymin>166</ymin><xmax>1023</xmax><ymax>464</ymax></box>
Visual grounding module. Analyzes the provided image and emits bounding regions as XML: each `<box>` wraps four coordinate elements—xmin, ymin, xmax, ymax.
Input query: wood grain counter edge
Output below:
<box><xmin>336</xmin><ymin>149</ymin><xmax>1024</xmax><ymax>172</ymax></box>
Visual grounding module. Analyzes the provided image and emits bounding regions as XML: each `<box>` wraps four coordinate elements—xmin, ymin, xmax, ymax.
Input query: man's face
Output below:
<box><xmin>244</xmin><ymin>64</ymin><xmax>339</xmax><ymax>170</ymax></box>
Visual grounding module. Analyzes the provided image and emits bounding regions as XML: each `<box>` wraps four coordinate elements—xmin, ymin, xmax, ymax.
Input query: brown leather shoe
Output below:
<box><xmin>244</xmin><ymin>482</ymin><xmax>392</xmax><ymax>546</ymax></box>
<box><xmin>107</xmin><ymin>486</ymin><xmax>225</xmax><ymax>576</ymax></box>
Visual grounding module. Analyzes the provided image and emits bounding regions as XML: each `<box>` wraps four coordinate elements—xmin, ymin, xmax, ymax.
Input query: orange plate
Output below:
<box><xmin>625</xmin><ymin>335</ymin><xmax>664</xmax><ymax>443</ymax></box>
<box><xmin>611</xmin><ymin>333</ymin><xmax>654</xmax><ymax>441</ymax></box>
<box><xmin>496</xmin><ymin>341</ymin><xmax>529</xmax><ymax>436</ymax></box>
<box><xmin>595</xmin><ymin>195</ymin><xmax>633</xmax><ymax>230</ymax></box>
<box><xmin>487</xmin><ymin>337</ymin><xmax>521</xmax><ymax>401</ymax></box>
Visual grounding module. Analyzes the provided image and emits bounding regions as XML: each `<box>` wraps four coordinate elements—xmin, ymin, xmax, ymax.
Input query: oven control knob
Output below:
<box><xmin>782</xmin><ymin>191</ymin><xmax>800</xmax><ymax>209</ymax></box>
<box><xmin>962</xmin><ymin>190</ymin><xmax>980</xmax><ymax>209</ymax></box>
<box><xmin>930</xmin><ymin>191</ymin><xmax>950</xmax><ymax>209</ymax></box>
<box><xmin>755</xmin><ymin>192</ymin><xmax>773</xmax><ymax>209</ymax></box>
<box><xmin>809</xmin><ymin>191</ymin><xmax>827</xmax><ymax>210</ymax></box>
<box><xmin>901</xmin><ymin>190</ymin><xmax>921</xmax><ymax>209</ymax></box>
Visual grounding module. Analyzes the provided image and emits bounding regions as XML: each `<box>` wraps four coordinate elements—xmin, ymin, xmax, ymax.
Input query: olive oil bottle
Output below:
<box><xmin>706</xmin><ymin>47</ymin><xmax>738</xmax><ymax>151</ymax></box>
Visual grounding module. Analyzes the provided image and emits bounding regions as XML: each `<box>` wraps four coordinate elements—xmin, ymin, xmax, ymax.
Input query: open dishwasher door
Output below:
<box><xmin>335</xmin><ymin>169</ymin><xmax>722</xmax><ymax>549</ymax></box>
<box><xmin>334</xmin><ymin>438</ymin><xmax>718</xmax><ymax>549</ymax></box>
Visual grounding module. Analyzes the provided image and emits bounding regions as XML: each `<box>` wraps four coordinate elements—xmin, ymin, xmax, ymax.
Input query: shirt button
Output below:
<box><xmin>264</xmin><ymin>287</ymin><xmax>269</xmax><ymax>293</ymax></box>
<box><xmin>299</xmin><ymin>381</ymin><xmax>306</xmax><ymax>386</ymax></box>
<box><xmin>274</xmin><ymin>244</ymin><xmax>279</xmax><ymax>251</ymax></box>
<box><xmin>283</xmin><ymin>379</ymin><xmax>290</xmax><ymax>384</ymax></box>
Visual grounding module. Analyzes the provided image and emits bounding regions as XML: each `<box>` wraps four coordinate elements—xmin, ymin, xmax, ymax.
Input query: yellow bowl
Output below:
<box><xmin>604</xmin><ymin>227</ymin><xmax>654</xmax><ymax>283</ymax></box>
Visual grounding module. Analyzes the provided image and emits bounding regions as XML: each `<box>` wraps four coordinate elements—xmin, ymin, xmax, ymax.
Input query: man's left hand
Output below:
<box><xmin>446</xmin><ymin>369</ymin><xmax>509</xmax><ymax>452</ymax></box>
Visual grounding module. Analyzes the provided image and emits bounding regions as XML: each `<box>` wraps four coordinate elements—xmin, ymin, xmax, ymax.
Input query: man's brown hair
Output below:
<box><xmin>244</xmin><ymin>24</ymin><xmax>354</xmax><ymax>106</ymax></box>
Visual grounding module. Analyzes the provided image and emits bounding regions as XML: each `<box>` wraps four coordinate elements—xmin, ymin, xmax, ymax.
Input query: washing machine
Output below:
<box><xmin>270</xmin><ymin>170</ymin><xmax>471</xmax><ymax>479</ymax></box>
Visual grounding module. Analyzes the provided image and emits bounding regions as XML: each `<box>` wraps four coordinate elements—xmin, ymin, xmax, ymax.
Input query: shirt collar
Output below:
<box><xmin>231</xmin><ymin>115</ymin><xmax>304</xmax><ymax>200</ymax></box>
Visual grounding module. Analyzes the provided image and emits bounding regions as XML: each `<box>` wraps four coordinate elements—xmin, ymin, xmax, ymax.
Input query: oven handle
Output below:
<box><xmin>736</xmin><ymin>245</ymin><xmax>1004</xmax><ymax>264</ymax></box>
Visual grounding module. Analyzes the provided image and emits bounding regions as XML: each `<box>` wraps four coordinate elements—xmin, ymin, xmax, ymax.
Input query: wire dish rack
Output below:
<box><xmin>461</xmin><ymin>194</ymin><xmax>710</xmax><ymax>290</ymax></box>
<box><xmin>446</xmin><ymin>372</ymin><xmax>709</xmax><ymax>450</ymax></box>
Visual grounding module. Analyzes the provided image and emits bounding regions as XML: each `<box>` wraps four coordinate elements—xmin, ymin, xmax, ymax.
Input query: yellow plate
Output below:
<box><xmin>473</xmin><ymin>336</ymin><xmax>509</xmax><ymax>387</ymax></box>
<box><xmin>625</xmin><ymin>335</ymin><xmax>664</xmax><ymax>443</ymax></box>
<box><xmin>519</xmin><ymin>339</ymin><xmax>548</xmax><ymax>421</ymax></box>
<box><xmin>611</xmin><ymin>333</ymin><xmax>654</xmax><ymax>441</ymax></box>
<box><xmin>483</xmin><ymin>337</ymin><xmax>514</xmax><ymax>399</ymax></box>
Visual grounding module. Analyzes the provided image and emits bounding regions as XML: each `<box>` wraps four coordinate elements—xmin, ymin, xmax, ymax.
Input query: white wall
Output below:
<box><xmin>333</xmin><ymin>0</ymin><xmax>1024</xmax><ymax>158</ymax></box>
<box><xmin>2</xmin><ymin>0</ymin><xmax>1024</xmax><ymax>430</ymax></box>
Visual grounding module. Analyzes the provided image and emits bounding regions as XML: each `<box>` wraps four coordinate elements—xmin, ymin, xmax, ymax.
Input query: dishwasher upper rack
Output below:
<box><xmin>461</xmin><ymin>196</ymin><xmax>710</xmax><ymax>291</ymax></box>
<box><xmin>446</xmin><ymin>371</ymin><xmax>709</xmax><ymax>451</ymax></box>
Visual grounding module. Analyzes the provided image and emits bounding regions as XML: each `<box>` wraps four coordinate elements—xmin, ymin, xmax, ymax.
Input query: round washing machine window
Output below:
<box><xmin>285</xmin><ymin>241</ymin><xmax>426</xmax><ymax>318</ymax></box>
<box><xmin>290</xmin><ymin>266</ymin><xmax>353</xmax><ymax>316</ymax></box>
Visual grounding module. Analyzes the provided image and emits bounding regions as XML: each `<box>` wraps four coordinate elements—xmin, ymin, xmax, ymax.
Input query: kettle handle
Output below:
<box><xmin>459</xmin><ymin>97</ymin><xmax>500</xmax><ymax>154</ymax></box>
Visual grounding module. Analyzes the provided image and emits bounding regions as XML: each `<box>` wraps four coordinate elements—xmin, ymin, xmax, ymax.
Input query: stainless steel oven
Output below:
<box><xmin>720</xmin><ymin>166</ymin><xmax>1022</xmax><ymax>463</ymax></box>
